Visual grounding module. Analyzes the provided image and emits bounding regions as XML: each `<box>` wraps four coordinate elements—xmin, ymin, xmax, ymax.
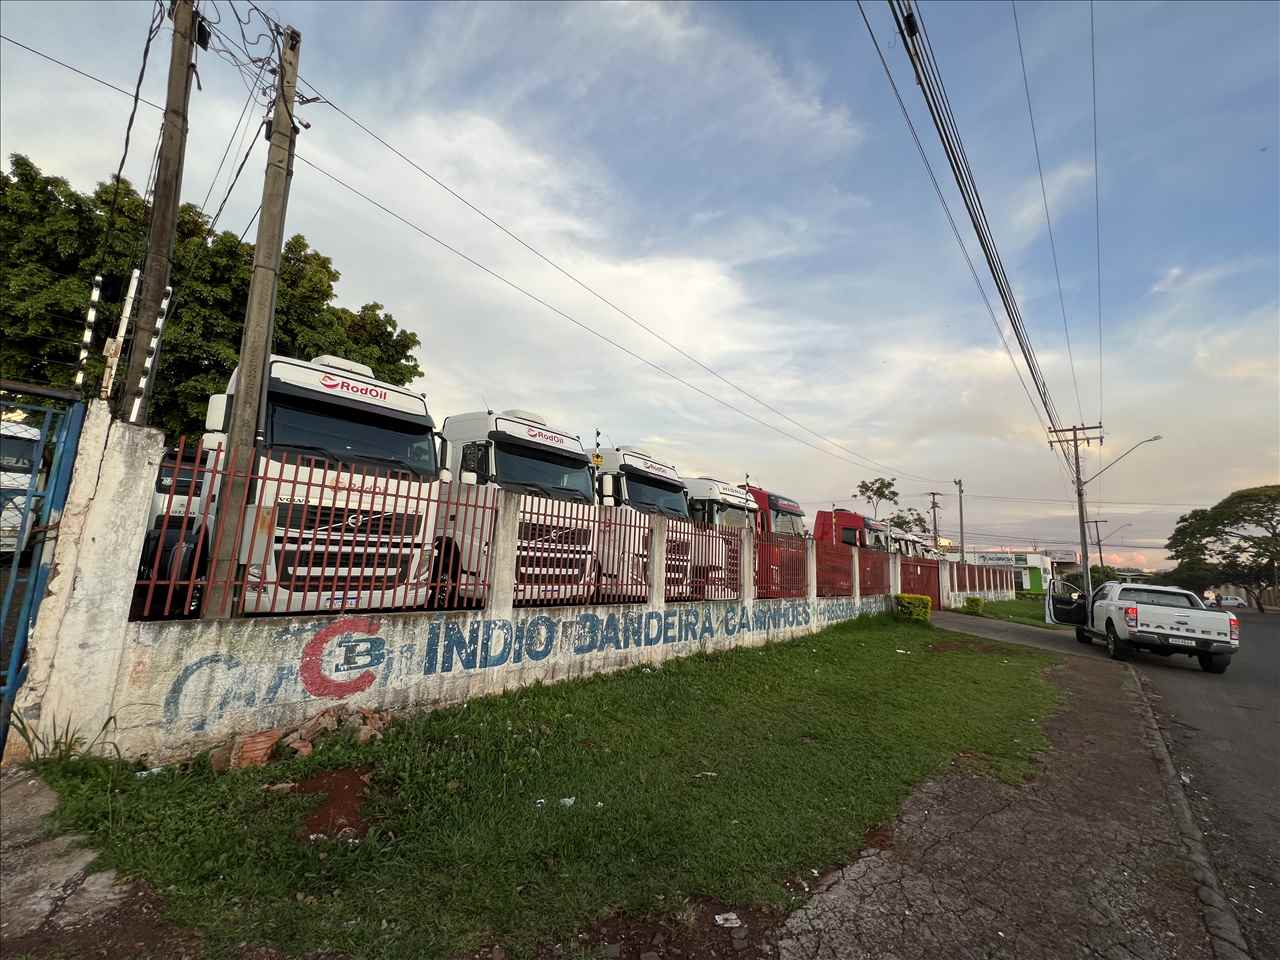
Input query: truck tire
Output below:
<box><xmin>1197</xmin><ymin>653</ymin><xmax>1231</xmax><ymax>674</ymax></box>
<box><xmin>1104</xmin><ymin>621</ymin><xmax>1132</xmax><ymax>661</ymax></box>
<box><xmin>1075</xmin><ymin>627</ymin><xmax>1092</xmax><ymax>645</ymax></box>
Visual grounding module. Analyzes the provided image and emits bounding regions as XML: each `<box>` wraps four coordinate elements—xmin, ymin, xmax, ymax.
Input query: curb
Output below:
<box><xmin>1127</xmin><ymin>665</ymin><xmax>1253</xmax><ymax>960</ymax></box>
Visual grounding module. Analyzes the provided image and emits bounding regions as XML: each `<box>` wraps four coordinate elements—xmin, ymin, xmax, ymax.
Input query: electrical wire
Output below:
<box><xmin>293</xmin><ymin>72</ymin><xmax>946</xmax><ymax>485</ymax></box>
<box><xmin>206</xmin><ymin>120</ymin><xmax>267</xmax><ymax>233</ymax></box>
<box><xmin>0</xmin><ymin>34</ymin><xmax>163</xmax><ymax>110</ymax></box>
<box><xmin>1010</xmin><ymin>0</ymin><xmax>1084</xmax><ymax>424</ymax></box>
<box><xmin>1089</xmin><ymin>0</ymin><xmax>1105</xmax><ymax>494</ymax></box>
<box><xmin>199</xmin><ymin>55</ymin><xmax>269</xmax><ymax>217</ymax></box>
<box><xmin>238</xmin><ymin>203</ymin><xmax>262</xmax><ymax>243</ymax></box>
<box><xmin>802</xmin><ymin>492</ymin><xmax>1205</xmax><ymax>509</ymax></box>
<box><xmin>295</xmin><ymin>152</ymin><xmax>948</xmax><ymax>478</ymax></box>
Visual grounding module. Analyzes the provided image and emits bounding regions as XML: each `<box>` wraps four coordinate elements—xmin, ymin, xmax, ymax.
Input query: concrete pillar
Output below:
<box><xmin>647</xmin><ymin>514</ymin><xmax>668</xmax><ymax>607</ymax></box>
<box><xmin>939</xmin><ymin>559</ymin><xmax>951</xmax><ymax>609</ymax></box>
<box><xmin>12</xmin><ymin>402</ymin><xmax>166</xmax><ymax>756</ymax></box>
<box><xmin>805</xmin><ymin>537</ymin><xmax>817</xmax><ymax>603</ymax></box>
<box><xmin>890</xmin><ymin>553</ymin><xmax>902</xmax><ymax>596</ymax></box>
<box><xmin>851</xmin><ymin>546</ymin><xmax>861</xmax><ymax>604</ymax></box>
<box><xmin>484</xmin><ymin>489</ymin><xmax>522</xmax><ymax>620</ymax></box>
<box><xmin>739</xmin><ymin>527</ymin><xmax>755</xmax><ymax>605</ymax></box>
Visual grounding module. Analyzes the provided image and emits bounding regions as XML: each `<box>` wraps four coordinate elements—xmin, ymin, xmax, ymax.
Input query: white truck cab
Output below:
<box><xmin>685</xmin><ymin>476</ymin><xmax>757</xmax><ymax>531</ymax></box>
<box><xmin>595</xmin><ymin>446</ymin><xmax>689</xmax><ymax>518</ymax></box>
<box><xmin>440</xmin><ymin>409</ymin><xmax>599</xmax><ymax>604</ymax></box>
<box><xmin>1046</xmin><ymin>579</ymin><xmax>1240</xmax><ymax>673</ymax></box>
<box><xmin>138</xmin><ymin>354</ymin><xmax>444</xmax><ymax>617</ymax></box>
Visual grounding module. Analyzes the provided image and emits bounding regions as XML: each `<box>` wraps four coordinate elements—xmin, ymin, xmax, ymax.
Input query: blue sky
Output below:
<box><xmin>2</xmin><ymin>0</ymin><xmax>1277</xmax><ymax>565</ymax></box>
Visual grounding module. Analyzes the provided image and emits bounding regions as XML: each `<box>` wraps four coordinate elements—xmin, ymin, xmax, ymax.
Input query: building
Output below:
<box><xmin>944</xmin><ymin>550</ymin><xmax>1055</xmax><ymax>592</ymax></box>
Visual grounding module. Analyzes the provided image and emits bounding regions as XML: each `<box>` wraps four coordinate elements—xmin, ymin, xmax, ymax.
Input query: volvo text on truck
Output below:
<box><xmin>136</xmin><ymin>355</ymin><xmax>445</xmax><ymax>618</ymax></box>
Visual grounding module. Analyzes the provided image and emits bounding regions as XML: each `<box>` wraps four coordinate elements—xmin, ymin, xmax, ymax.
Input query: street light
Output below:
<box><xmin>1099</xmin><ymin>521</ymin><xmax>1133</xmax><ymax>544</ymax></box>
<box><xmin>1082</xmin><ymin>435</ymin><xmax>1162</xmax><ymax>486</ymax></box>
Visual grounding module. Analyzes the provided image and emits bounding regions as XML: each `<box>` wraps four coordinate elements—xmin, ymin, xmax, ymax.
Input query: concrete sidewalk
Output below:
<box><xmin>776</xmin><ymin>652</ymin><xmax>1244</xmax><ymax>960</ymax></box>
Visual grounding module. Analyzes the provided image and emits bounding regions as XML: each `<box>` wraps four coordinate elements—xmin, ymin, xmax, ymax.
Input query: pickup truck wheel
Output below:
<box><xmin>1075</xmin><ymin>627</ymin><xmax>1092</xmax><ymax>645</ymax></box>
<box><xmin>1197</xmin><ymin>653</ymin><xmax>1231</xmax><ymax>674</ymax></box>
<box><xmin>1105</xmin><ymin>622</ymin><xmax>1132</xmax><ymax>661</ymax></box>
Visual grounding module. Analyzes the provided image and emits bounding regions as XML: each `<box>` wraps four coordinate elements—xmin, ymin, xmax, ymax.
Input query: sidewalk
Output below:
<box><xmin>776</xmin><ymin>655</ymin><xmax>1227</xmax><ymax>960</ymax></box>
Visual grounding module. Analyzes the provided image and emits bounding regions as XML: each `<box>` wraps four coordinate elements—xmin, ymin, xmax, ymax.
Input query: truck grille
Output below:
<box><xmin>518</xmin><ymin>521</ymin><xmax>592</xmax><ymax>546</ymax></box>
<box><xmin>277</xmin><ymin>502</ymin><xmax>421</xmax><ymax>538</ymax></box>
<box><xmin>275</xmin><ymin>546</ymin><xmax>412</xmax><ymax>591</ymax></box>
<box><xmin>515</xmin><ymin>554</ymin><xmax>590</xmax><ymax>586</ymax></box>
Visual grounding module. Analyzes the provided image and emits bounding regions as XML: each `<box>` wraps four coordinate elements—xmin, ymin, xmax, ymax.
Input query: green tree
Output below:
<box><xmin>885</xmin><ymin>506</ymin><xmax>929</xmax><ymax>535</ymax></box>
<box><xmin>1149</xmin><ymin>557</ymin><xmax>1219</xmax><ymax>597</ymax></box>
<box><xmin>856</xmin><ymin>477</ymin><xmax>898</xmax><ymax>520</ymax></box>
<box><xmin>0</xmin><ymin>154</ymin><xmax>422</xmax><ymax>437</ymax></box>
<box><xmin>1165</xmin><ymin>485</ymin><xmax>1280</xmax><ymax>612</ymax></box>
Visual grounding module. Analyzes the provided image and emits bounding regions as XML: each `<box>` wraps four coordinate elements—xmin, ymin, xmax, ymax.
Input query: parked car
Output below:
<box><xmin>1046</xmin><ymin>580</ymin><xmax>1239</xmax><ymax>673</ymax></box>
<box><xmin>1217</xmin><ymin>595</ymin><xmax>1247</xmax><ymax>608</ymax></box>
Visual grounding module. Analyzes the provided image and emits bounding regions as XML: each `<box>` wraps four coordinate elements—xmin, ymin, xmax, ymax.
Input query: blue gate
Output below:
<box><xmin>1</xmin><ymin>398</ymin><xmax>85</xmax><ymax>754</ymax></box>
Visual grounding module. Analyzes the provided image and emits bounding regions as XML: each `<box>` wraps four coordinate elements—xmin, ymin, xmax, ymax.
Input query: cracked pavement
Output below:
<box><xmin>776</xmin><ymin>656</ymin><xmax>1217</xmax><ymax>960</ymax></box>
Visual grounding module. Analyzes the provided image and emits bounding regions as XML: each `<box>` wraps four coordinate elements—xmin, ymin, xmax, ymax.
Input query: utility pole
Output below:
<box><xmin>204</xmin><ymin>24</ymin><xmax>301</xmax><ymax>618</ymax></box>
<box><xmin>117</xmin><ymin>0</ymin><xmax>198</xmax><ymax>421</ymax></box>
<box><xmin>1086</xmin><ymin>518</ymin><xmax>1108</xmax><ymax>576</ymax></box>
<box><xmin>953</xmin><ymin>478</ymin><xmax>966</xmax><ymax>561</ymax></box>
<box><xmin>925</xmin><ymin>491</ymin><xmax>944</xmax><ymax>547</ymax></box>
<box><xmin>1049</xmin><ymin>424</ymin><xmax>1104</xmax><ymax>599</ymax></box>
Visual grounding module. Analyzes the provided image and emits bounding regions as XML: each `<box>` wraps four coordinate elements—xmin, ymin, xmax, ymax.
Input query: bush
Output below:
<box><xmin>962</xmin><ymin>596</ymin><xmax>985</xmax><ymax>615</ymax></box>
<box><xmin>895</xmin><ymin>593</ymin><xmax>932</xmax><ymax>624</ymax></box>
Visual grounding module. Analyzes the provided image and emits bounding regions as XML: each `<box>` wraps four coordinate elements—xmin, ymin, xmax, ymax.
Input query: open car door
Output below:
<box><xmin>1046</xmin><ymin>578</ymin><xmax>1088</xmax><ymax>627</ymax></box>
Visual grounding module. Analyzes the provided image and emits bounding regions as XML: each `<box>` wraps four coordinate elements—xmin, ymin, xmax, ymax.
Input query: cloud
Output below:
<box><xmin>1007</xmin><ymin>159</ymin><xmax>1094</xmax><ymax>249</ymax></box>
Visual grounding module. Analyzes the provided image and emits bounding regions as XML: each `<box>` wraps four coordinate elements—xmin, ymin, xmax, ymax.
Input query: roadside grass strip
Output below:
<box><xmin>35</xmin><ymin>616</ymin><xmax>1057</xmax><ymax>959</ymax></box>
<box><xmin>975</xmin><ymin>596</ymin><xmax>1068</xmax><ymax>630</ymax></box>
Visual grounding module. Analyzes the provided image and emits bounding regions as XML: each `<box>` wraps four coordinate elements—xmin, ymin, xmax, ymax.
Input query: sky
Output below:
<box><xmin>2</xmin><ymin>0</ymin><xmax>1277</xmax><ymax>568</ymax></box>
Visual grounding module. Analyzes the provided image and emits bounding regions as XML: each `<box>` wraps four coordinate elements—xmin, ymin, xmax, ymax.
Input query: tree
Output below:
<box><xmin>856</xmin><ymin>477</ymin><xmax>898</xmax><ymax>520</ymax></box>
<box><xmin>0</xmin><ymin>155</ymin><xmax>422</xmax><ymax>437</ymax></box>
<box><xmin>885</xmin><ymin>506</ymin><xmax>929</xmax><ymax>535</ymax></box>
<box><xmin>1165</xmin><ymin>485</ymin><xmax>1280</xmax><ymax>612</ymax></box>
<box><xmin>1149</xmin><ymin>557</ymin><xmax>1219</xmax><ymax>597</ymax></box>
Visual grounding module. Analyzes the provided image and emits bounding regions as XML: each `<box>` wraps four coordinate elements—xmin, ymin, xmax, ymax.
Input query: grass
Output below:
<box><xmin>35</xmin><ymin>616</ymin><xmax>1057</xmax><ymax>959</ymax></box>
<box><xmin>973</xmin><ymin>596</ymin><xmax>1067</xmax><ymax>630</ymax></box>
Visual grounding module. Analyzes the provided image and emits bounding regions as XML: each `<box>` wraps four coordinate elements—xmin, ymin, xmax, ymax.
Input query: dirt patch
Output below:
<box><xmin>293</xmin><ymin>767</ymin><xmax>371</xmax><ymax>840</ymax></box>
<box><xmin>861</xmin><ymin>820</ymin><xmax>894</xmax><ymax>850</ymax></box>
<box><xmin>927</xmin><ymin>639</ymin><xmax>1001</xmax><ymax>653</ymax></box>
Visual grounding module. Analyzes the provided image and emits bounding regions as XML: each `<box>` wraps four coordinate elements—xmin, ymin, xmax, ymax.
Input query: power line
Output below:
<box><xmin>0</xmin><ymin>34</ymin><xmax>163</xmax><ymax>110</ymax></box>
<box><xmin>207</xmin><ymin>120</ymin><xmax>266</xmax><ymax>233</ymax></box>
<box><xmin>852</xmin><ymin>2</ymin><xmax>1054</xmax><ymax>469</ymax></box>
<box><xmin>294</xmin><ymin>152</ymin><xmax>943</xmax><ymax>478</ymax></box>
<box><xmin>1010</xmin><ymin>0</ymin><xmax>1084</xmax><ymax>424</ymax></box>
<box><xmin>199</xmin><ymin>55</ymin><xmax>269</xmax><ymax>216</ymax></box>
<box><xmin>1090</xmin><ymin>0</ymin><xmax>1104</xmax><ymax>430</ymax></box>
<box><xmin>294</xmin><ymin>72</ymin><xmax>945</xmax><ymax>486</ymax></box>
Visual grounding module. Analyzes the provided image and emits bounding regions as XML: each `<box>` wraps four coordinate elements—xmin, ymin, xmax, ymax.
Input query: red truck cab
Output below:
<box><xmin>742</xmin><ymin>484</ymin><xmax>807</xmax><ymax>597</ymax></box>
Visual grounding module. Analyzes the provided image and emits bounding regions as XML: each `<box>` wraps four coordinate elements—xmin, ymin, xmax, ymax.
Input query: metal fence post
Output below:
<box><xmin>647</xmin><ymin>514</ymin><xmax>667</xmax><ymax>608</ymax></box>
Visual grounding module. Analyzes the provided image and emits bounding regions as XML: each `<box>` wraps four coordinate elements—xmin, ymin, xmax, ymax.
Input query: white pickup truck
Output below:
<box><xmin>1046</xmin><ymin>580</ymin><xmax>1240</xmax><ymax>673</ymax></box>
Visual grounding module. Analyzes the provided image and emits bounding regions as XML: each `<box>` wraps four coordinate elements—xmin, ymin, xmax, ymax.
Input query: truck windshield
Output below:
<box><xmin>1117</xmin><ymin>588</ymin><xmax>1198</xmax><ymax>609</ymax></box>
<box><xmin>267</xmin><ymin>396</ymin><xmax>437</xmax><ymax>476</ymax></box>
<box><xmin>718</xmin><ymin>504</ymin><xmax>749</xmax><ymax>529</ymax></box>
<box><xmin>626</xmin><ymin>475</ymin><xmax>689</xmax><ymax>518</ymax></box>
<box><xmin>771</xmin><ymin>510</ymin><xmax>806</xmax><ymax>536</ymax></box>
<box><xmin>1</xmin><ymin>436</ymin><xmax>39</xmax><ymax>476</ymax></box>
<box><xmin>494</xmin><ymin>443</ymin><xmax>593</xmax><ymax>502</ymax></box>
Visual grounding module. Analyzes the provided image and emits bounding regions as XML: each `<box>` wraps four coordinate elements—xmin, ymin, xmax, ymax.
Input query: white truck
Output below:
<box><xmin>137</xmin><ymin>355</ymin><xmax>445</xmax><ymax>617</ymax></box>
<box><xmin>1046</xmin><ymin>580</ymin><xmax>1240</xmax><ymax>673</ymax></box>
<box><xmin>439</xmin><ymin>409</ymin><xmax>599</xmax><ymax>605</ymax></box>
<box><xmin>595</xmin><ymin>445</ymin><xmax>692</xmax><ymax>600</ymax></box>
<box><xmin>685</xmin><ymin>476</ymin><xmax>757</xmax><ymax>599</ymax></box>
<box><xmin>1</xmin><ymin>420</ymin><xmax>44</xmax><ymax>558</ymax></box>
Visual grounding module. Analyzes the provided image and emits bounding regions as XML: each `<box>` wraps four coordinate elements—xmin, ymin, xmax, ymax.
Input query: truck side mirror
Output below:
<box><xmin>205</xmin><ymin>394</ymin><xmax>230</xmax><ymax>432</ymax></box>
<box><xmin>598</xmin><ymin>472</ymin><xmax>615</xmax><ymax>506</ymax></box>
<box><xmin>439</xmin><ymin>466</ymin><xmax>453</xmax><ymax>484</ymax></box>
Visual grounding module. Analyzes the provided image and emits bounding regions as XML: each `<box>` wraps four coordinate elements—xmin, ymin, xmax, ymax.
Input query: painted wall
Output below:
<box><xmin>115</xmin><ymin>595</ymin><xmax>887</xmax><ymax>760</ymax></box>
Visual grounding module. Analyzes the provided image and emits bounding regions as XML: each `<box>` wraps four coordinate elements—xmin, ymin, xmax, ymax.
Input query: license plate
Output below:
<box><xmin>1167</xmin><ymin>635</ymin><xmax>1195</xmax><ymax>647</ymax></box>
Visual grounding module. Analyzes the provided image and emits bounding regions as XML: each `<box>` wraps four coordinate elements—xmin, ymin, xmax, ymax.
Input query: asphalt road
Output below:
<box><xmin>933</xmin><ymin>609</ymin><xmax>1280</xmax><ymax>959</ymax></box>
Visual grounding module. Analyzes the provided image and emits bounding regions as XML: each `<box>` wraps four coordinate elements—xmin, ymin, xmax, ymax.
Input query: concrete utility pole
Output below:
<box><xmin>1049</xmin><ymin>424</ymin><xmax>1104</xmax><ymax>600</ymax></box>
<box><xmin>953</xmin><ymin>478</ymin><xmax>966</xmax><ymax>561</ymax></box>
<box><xmin>1086</xmin><ymin>518</ymin><xmax>1108</xmax><ymax>575</ymax></box>
<box><xmin>204</xmin><ymin>24</ymin><xmax>302</xmax><ymax>619</ymax></box>
<box><xmin>118</xmin><ymin>0</ymin><xmax>198</xmax><ymax>421</ymax></box>
<box><xmin>925</xmin><ymin>491</ymin><xmax>944</xmax><ymax>547</ymax></box>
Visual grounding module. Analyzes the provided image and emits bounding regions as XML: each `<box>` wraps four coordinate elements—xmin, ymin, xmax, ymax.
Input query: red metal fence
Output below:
<box><xmin>859</xmin><ymin>549</ymin><xmax>891</xmax><ymax>597</ymax></box>
<box><xmin>900</xmin><ymin>557</ymin><xmax>941</xmax><ymax>608</ymax></box>
<box><xmin>815</xmin><ymin>539</ymin><xmax>853</xmax><ymax>597</ymax></box>
<box><xmin>755</xmin><ymin>532</ymin><xmax>808</xmax><ymax>599</ymax></box>
<box><xmin>515</xmin><ymin>499</ymin><xmax>650</xmax><ymax>606</ymax></box>
<box><xmin>666</xmin><ymin>518</ymin><xmax>741</xmax><ymax>602</ymax></box>
<box><xmin>133</xmin><ymin>440</ymin><xmax>498</xmax><ymax>620</ymax></box>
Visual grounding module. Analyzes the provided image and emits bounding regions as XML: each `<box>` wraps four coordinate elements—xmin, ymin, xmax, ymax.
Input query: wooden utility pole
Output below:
<box><xmin>118</xmin><ymin>0</ymin><xmax>197</xmax><ymax>421</ymax></box>
<box><xmin>204</xmin><ymin>24</ymin><xmax>301</xmax><ymax>619</ymax></box>
<box><xmin>925</xmin><ymin>491</ymin><xmax>943</xmax><ymax>547</ymax></box>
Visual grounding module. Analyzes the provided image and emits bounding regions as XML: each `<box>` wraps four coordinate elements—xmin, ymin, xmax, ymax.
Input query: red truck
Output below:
<box><xmin>742</xmin><ymin>484</ymin><xmax>807</xmax><ymax>598</ymax></box>
<box><xmin>813</xmin><ymin>508</ymin><xmax>889</xmax><ymax>550</ymax></box>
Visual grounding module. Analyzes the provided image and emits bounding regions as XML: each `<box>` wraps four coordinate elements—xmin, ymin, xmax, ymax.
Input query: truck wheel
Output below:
<box><xmin>1075</xmin><ymin>627</ymin><xmax>1092</xmax><ymax>645</ymax></box>
<box><xmin>1197</xmin><ymin>653</ymin><xmax>1231</xmax><ymax>674</ymax></box>
<box><xmin>1104</xmin><ymin>622</ymin><xmax>1132</xmax><ymax>661</ymax></box>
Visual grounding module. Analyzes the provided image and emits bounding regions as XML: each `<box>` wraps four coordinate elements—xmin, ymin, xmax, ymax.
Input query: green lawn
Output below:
<box><xmin>35</xmin><ymin>616</ymin><xmax>1057</xmax><ymax>959</ymax></box>
<box><xmin>974</xmin><ymin>596</ymin><xmax>1067</xmax><ymax>630</ymax></box>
